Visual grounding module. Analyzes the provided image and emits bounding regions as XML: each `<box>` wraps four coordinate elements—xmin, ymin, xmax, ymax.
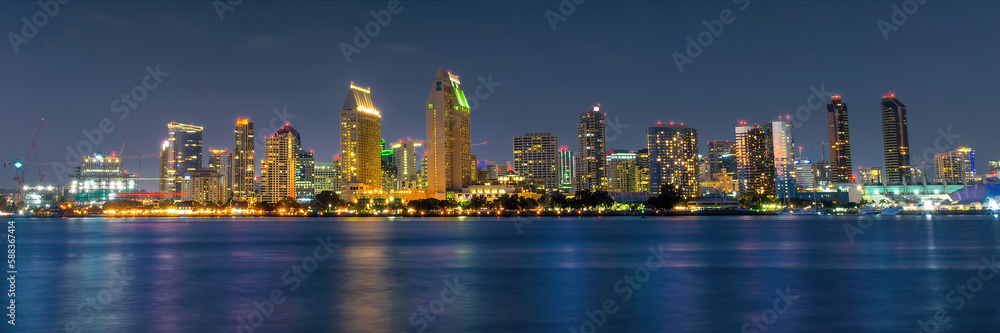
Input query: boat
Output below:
<box><xmin>791</xmin><ymin>207</ymin><xmax>825</xmax><ymax>215</ymax></box>
<box><xmin>857</xmin><ymin>206</ymin><xmax>879</xmax><ymax>215</ymax></box>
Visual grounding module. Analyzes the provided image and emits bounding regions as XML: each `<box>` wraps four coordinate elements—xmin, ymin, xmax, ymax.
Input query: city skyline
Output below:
<box><xmin>2</xmin><ymin>1</ymin><xmax>998</xmax><ymax>191</ymax></box>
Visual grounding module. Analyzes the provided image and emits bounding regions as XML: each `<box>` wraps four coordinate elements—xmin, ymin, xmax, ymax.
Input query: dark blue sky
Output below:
<box><xmin>2</xmin><ymin>0</ymin><xmax>997</xmax><ymax>190</ymax></box>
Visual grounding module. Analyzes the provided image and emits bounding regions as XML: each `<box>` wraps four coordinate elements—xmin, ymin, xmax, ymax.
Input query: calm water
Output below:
<box><xmin>10</xmin><ymin>215</ymin><xmax>1000</xmax><ymax>332</ymax></box>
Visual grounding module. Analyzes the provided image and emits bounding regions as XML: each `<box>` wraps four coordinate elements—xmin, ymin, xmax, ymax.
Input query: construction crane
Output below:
<box><xmin>471</xmin><ymin>141</ymin><xmax>488</xmax><ymax>147</ymax></box>
<box><xmin>6</xmin><ymin>119</ymin><xmax>45</xmax><ymax>204</ymax></box>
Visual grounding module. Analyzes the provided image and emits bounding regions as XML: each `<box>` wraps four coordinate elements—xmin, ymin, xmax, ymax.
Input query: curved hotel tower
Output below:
<box><xmin>425</xmin><ymin>69</ymin><xmax>472</xmax><ymax>198</ymax></box>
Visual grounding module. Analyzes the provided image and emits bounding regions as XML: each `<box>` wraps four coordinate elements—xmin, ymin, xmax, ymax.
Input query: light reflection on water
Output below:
<box><xmin>11</xmin><ymin>215</ymin><xmax>1000</xmax><ymax>332</ymax></box>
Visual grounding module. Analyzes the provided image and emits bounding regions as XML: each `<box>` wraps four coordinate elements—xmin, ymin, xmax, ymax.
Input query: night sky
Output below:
<box><xmin>1</xmin><ymin>0</ymin><xmax>997</xmax><ymax>190</ymax></box>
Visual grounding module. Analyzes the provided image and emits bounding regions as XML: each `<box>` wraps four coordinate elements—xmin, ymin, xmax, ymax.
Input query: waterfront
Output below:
<box><xmin>11</xmin><ymin>215</ymin><xmax>1000</xmax><ymax>332</ymax></box>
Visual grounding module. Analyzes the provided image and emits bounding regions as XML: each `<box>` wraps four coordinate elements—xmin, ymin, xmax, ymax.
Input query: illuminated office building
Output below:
<box><xmin>162</xmin><ymin>122</ymin><xmax>203</xmax><ymax>193</ymax></box>
<box><xmin>234</xmin><ymin>118</ymin><xmax>256</xmax><ymax>201</ymax></box>
<box><xmin>69</xmin><ymin>153</ymin><xmax>138</xmax><ymax>205</ymax></box>
<box><xmin>558</xmin><ymin>147</ymin><xmax>574</xmax><ymax>192</ymax></box>
<box><xmin>827</xmin><ymin>95</ymin><xmax>853</xmax><ymax>183</ymax></box>
<box><xmin>735</xmin><ymin>118</ymin><xmax>796</xmax><ymax>200</ymax></box>
<box><xmin>261</xmin><ymin>125</ymin><xmax>299</xmax><ymax>203</ymax></box>
<box><xmin>881</xmin><ymin>94</ymin><xmax>911</xmax><ymax>184</ymax></box>
<box><xmin>513</xmin><ymin>133</ymin><xmax>559</xmax><ymax>191</ymax></box>
<box><xmin>208</xmin><ymin>148</ymin><xmax>233</xmax><ymax>200</ymax></box>
<box><xmin>648</xmin><ymin>123</ymin><xmax>699</xmax><ymax>198</ymax></box>
<box><xmin>606</xmin><ymin>150</ymin><xmax>637</xmax><ymax>192</ymax></box>
<box><xmin>935</xmin><ymin>147</ymin><xmax>975</xmax><ymax>183</ymax></box>
<box><xmin>575</xmin><ymin>105</ymin><xmax>606</xmax><ymax>192</ymax></box>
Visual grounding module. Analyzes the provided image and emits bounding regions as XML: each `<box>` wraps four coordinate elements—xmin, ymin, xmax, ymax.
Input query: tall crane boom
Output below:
<box><xmin>11</xmin><ymin>119</ymin><xmax>45</xmax><ymax>205</ymax></box>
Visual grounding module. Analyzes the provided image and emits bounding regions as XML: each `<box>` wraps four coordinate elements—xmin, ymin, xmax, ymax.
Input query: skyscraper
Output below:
<box><xmin>261</xmin><ymin>125</ymin><xmax>298</xmax><ymax>203</ymax></box>
<box><xmin>634</xmin><ymin>149</ymin><xmax>650</xmax><ymax>193</ymax></box>
<box><xmin>647</xmin><ymin>123</ymin><xmax>699</xmax><ymax>198</ymax></box>
<box><xmin>827</xmin><ymin>95</ymin><xmax>853</xmax><ymax>183</ymax></box>
<box><xmin>575</xmin><ymin>105</ymin><xmax>606</xmax><ymax>192</ymax></box>
<box><xmin>513</xmin><ymin>133</ymin><xmax>559</xmax><ymax>191</ymax></box>
<box><xmin>392</xmin><ymin>138</ymin><xmax>423</xmax><ymax>189</ymax></box>
<box><xmin>208</xmin><ymin>148</ymin><xmax>233</xmax><ymax>201</ymax></box>
<box><xmin>341</xmin><ymin>83</ymin><xmax>383</xmax><ymax>190</ymax></box>
<box><xmin>381</xmin><ymin>139</ymin><xmax>398</xmax><ymax>192</ymax></box>
<box><xmin>934</xmin><ymin>147</ymin><xmax>975</xmax><ymax>183</ymax></box>
<box><xmin>159</xmin><ymin>140</ymin><xmax>169</xmax><ymax>193</ymax></box>
<box><xmin>163</xmin><ymin>122</ymin><xmax>203</xmax><ymax>193</ymax></box>
<box><xmin>233</xmin><ymin>118</ymin><xmax>256</xmax><ymax>201</ymax></box>
<box><xmin>707</xmin><ymin>141</ymin><xmax>737</xmax><ymax>180</ymax></box>
<box><xmin>295</xmin><ymin>150</ymin><xmax>315</xmax><ymax>200</ymax></box>
<box><xmin>558</xmin><ymin>147</ymin><xmax>574</xmax><ymax>192</ymax></box>
<box><xmin>426</xmin><ymin>69</ymin><xmax>472</xmax><ymax>197</ymax></box>
<box><xmin>881</xmin><ymin>94</ymin><xmax>911</xmax><ymax>184</ymax></box>
<box><xmin>736</xmin><ymin>119</ymin><xmax>796</xmax><ymax>200</ymax></box>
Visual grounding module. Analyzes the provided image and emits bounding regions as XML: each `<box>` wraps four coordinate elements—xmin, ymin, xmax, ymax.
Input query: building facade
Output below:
<box><xmin>513</xmin><ymin>133</ymin><xmax>559</xmax><ymax>191</ymax></box>
<box><xmin>69</xmin><ymin>153</ymin><xmax>138</xmax><ymax>205</ymax></box>
<box><xmin>881</xmin><ymin>94</ymin><xmax>911</xmax><ymax>184</ymax></box>
<box><xmin>314</xmin><ymin>161</ymin><xmax>340</xmax><ymax>195</ymax></box>
<box><xmin>647</xmin><ymin>123</ymin><xmax>700</xmax><ymax>198</ymax></box>
<box><xmin>181</xmin><ymin>169</ymin><xmax>224</xmax><ymax>205</ymax></box>
<box><xmin>162</xmin><ymin>122</ymin><xmax>203</xmax><ymax>193</ymax></box>
<box><xmin>575</xmin><ymin>105</ymin><xmax>606</xmax><ymax>192</ymax></box>
<box><xmin>233</xmin><ymin>118</ymin><xmax>256</xmax><ymax>201</ymax></box>
<box><xmin>736</xmin><ymin>119</ymin><xmax>796</xmax><ymax>200</ymax></box>
<box><xmin>341</xmin><ymin>83</ymin><xmax>383</xmax><ymax>190</ymax></box>
<box><xmin>606</xmin><ymin>150</ymin><xmax>637</xmax><ymax>192</ymax></box>
<box><xmin>295</xmin><ymin>150</ymin><xmax>315</xmax><ymax>201</ymax></box>
<box><xmin>558</xmin><ymin>147</ymin><xmax>574</xmax><ymax>193</ymax></box>
<box><xmin>392</xmin><ymin>139</ymin><xmax>423</xmax><ymax>189</ymax></box>
<box><xmin>827</xmin><ymin>95</ymin><xmax>853</xmax><ymax>183</ymax></box>
<box><xmin>707</xmin><ymin>141</ymin><xmax>737</xmax><ymax>181</ymax></box>
<box><xmin>260</xmin><ymin>125</ymin><xmax>299</xmax><ymax>203</ymax></box>
<box><xmin>208</xmin><ymin>148</ymin><xmax>233</xmax><ymax>201</ymax></box>
<box><xmin>935</xmin><ymin>147</ymin><xmax>975</xmax><ymax>183</ymax></box>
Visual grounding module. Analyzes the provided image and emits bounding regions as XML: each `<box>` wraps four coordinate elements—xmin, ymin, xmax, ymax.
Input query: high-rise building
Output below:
<box><xmin>513</xmin><ymin>133</ymin><xmax>559</xmax><ymax>191</ymax></box>
<box><xmin>827</xmin><ymin>95</ymin><xmax>853</xmax><ymax>183</ymax></box>
<box><xmin>69</xmin><ymin>153</ymin><xmax>138</xmax><ymax>205</ymax></box>
<box><xmin>935</xmin><ymin>147</ymin><xmax>975</xmax><ymax>183</ymax></box>
<box><xmin>381</xmin><ymin>140</ymin><xmax>398</xmax><ymax>192</ymax></box>
<box><xmin>162</xmin><ymin>122</ymin><xmax>203</xmax><ymax>193</ymax></box>
<box><xmin>736</xmin><ymin>119</ymin><xmax>796</xmax><ymax>200</ymax></box>
<box><xmin>647</xmin><ymin>123</ymin><xmax>699</xmax><ymax>198</ymax></box>
<box><xmin>990</xmin><ymin>150</ymin><xmax>1000</xmax><ymax>175</ymax></box>
<box><xmin>159</xmin><ymin>140</ymin><xmax>169</xmax><ymax>193</ymax></box>
<box><xmin>558</xmin><ymin>147</ymin><xmax>574</xmax><ymax>192</ymax></box>
<box><xmin>606</xmin><ymin>150</ymin><xmax>637</xmax><ymax>192</ymax></box>
<box><xmin>181</xmin><ymin>169</ymin><xmax>224</xmax><ymax>205</ymax></box>
<box><xmin>425</xmin><ymin>69</ymin><xmax>472</xmax><ymax>197</ymax></box>
<box><xmin>881</xmin><ymin>94</ymin><xmax>911</xmax><ymax>184</ymax></box>
<box><xmin>707</xmin><ymin>141</ymin><xmax>737</xmax><ymax>181</ymax></box>
<box><xmin>208</xmin><ymin>148</ymin><xmax>233</xmax><ymax>201</ymax></box>
<box><xmin>314</xmin><ymin>161</ymin><xmax>340</xmax><ymax>195</ymax></box>
<box><xmin>794</xmin><ymin>159</ymin><xmax>816</xmax><ymax>190</ymax></box>
<box><xmin>575</xmin><ymin>105</ymin><xmax>606</xmax><ymax>192</ymax></box>
<box><xmin>860</xmin><ymin>167</ymin><xmax>884</xmax><ymax>185</ymax></box>
<box><xmin>392</xmin><ymin>138</ymin><xmax>423</xmax><ymax>189</ymax></box>
<box><xmin>295</xmin><ymin>150</ymin><xmax>315</xmax><ymax>200</ymax></box>
<box><xmin>634</xmin><ymin>148</ymin><xmax>650</xmax><ymax>193</ymax></box>
<box><xmin>813</xmin><ymin>161</ymin><xmax>833</xmax><ymax>187</ymax></box>
<box><xmin>341</xmin><ymin>83</ymin><xmax>383</xmax><ymax>190</ymax></box>
<box><xmin>261</xmin><ymin>125</ymin><xmax>299</xmax><ymax>203</ymax></box>
<box><xmin>234</xmin><ymin>118</ymin><xmax>256</xmax><ymax>201</ymax></box>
